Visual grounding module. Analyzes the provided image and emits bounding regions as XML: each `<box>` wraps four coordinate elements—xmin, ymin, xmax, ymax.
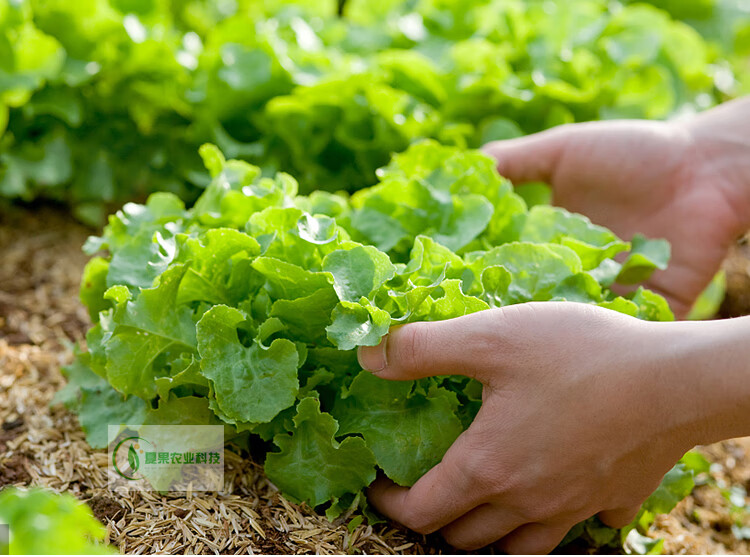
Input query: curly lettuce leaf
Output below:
<box><xmin>334</xmin><ymin>371</ymin><xmax>463</xmax><ymax>486</ymax></box>
<box><xmin>265</xmin><ymin>397</ymin><xmax>377</xmax><ymax>507</ymax></box>
<box><xmin>196</xmin><ymin>305</ymin><xmax>300</xmax><ymax>424</ymax></box>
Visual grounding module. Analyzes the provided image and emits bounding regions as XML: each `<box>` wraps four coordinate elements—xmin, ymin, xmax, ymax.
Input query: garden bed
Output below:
<box><xmin>1</xmin><ymin>203</ymin><xmax>749</xmax><ymax>555</ymax></box>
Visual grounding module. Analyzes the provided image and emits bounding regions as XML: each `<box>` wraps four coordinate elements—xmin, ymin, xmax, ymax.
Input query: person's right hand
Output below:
<box><xmin>483</xmin><ymin>97</ymin><xmax>750</xmax><ymax>318</ymax></box>
<box><xmin>361</xmin><ymin>302</ymin><xmax>750</xmax><ymax>553</ymax></box>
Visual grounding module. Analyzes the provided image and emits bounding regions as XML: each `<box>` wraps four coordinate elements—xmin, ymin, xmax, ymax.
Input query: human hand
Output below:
<box><xmin>359</xmin><ymin>302</ymin><xmax>718</xmax><ymax>553</ymax></box>
<box><xmin>483</xmin><ymin>98</ymin><xmax>750</xmax><ymax>318</ymax></box>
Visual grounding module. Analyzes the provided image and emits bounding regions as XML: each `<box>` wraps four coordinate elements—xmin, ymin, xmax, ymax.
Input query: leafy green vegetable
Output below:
<box><xmin>0</xmin><ymin>0</ymin><xmax>745</xmax><ymax>221</ymax></box>
<box><xmin>265</xmin><ymin>397</ymin><xmax>377</xmax><ymax>507</ymax></box>
<box><xmin>196</xmin><ymin>305</ymin><xmax>300</xmax><ymax>424</ymax></box>
<box><xmin>59</xmin><ymin>142</ymin><xmax>688</xmax><ymax>553</ymax></box>
<box><xmin>617</xmin><ymin>234</ymin><xmax>671</xmax><ymax>284</ymax></box>
<box><xmin>688</xmin><ymin>270</ymin><xmax>726</xmax><ymax>320</ymax></box>
<box><xmin>334</xmin><ymin>371</ymin><xmax>463</xmax><ymax>486</ymax></box>
<box><xmin>0</xmin><ymin>487</ymin><xmax>115</xmax><ymax>554</ymax></box>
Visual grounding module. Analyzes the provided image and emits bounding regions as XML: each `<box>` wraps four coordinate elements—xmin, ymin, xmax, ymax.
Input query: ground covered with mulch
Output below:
<box><xmin>1</xmin><ymin>203</ymin><xmax>750</xmax><ymax>555</ymax></box>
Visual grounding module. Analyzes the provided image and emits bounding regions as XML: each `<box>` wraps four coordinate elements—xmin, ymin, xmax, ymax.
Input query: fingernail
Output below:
<box><xmin>357</xmin><ymin>335</ymin><xmax>388</xmax><ymax>373</ymax></box>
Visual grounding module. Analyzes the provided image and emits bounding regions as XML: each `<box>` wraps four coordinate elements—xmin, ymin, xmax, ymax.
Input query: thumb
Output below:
<box><xmin>356</xmin><ymin>312</ymin><xmax>501</xmax><ymax>382</ymax></box>
<box><xmin>481</xmin><ymin>126</ymin><xmax>570</xmax><ymax>185</ymax></box>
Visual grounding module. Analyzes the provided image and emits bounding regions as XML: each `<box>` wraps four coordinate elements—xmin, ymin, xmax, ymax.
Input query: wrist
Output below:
<box><xmin>650</xmin><ymin>317</ymin><xmax>750</xmax><ymax>449</ymax></box>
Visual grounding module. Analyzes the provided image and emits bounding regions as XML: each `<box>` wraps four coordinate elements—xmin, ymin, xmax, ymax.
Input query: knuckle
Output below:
<box><xmin>460</xmin><ymin>452</ymin><xmax>493</xmax><ymax>484</ymax></box>
<box><xmin>493</xmin><ymin>303</ymin><xmax>525</xmax><ymax>326</ymax></box>
<box><xmin>460</xmin><ymin>452</ymin><xmax>486</xmax><ymax>482</ymax></box>
<box><xmin>461</xmin><ymin>457</ymin><xmax>513</xmax><ymax>500</ymax></box>
<box><xmin>394</xmin><ymin>323</ymin><xmax>429</xmax><ymax>374</ymax></box>
<box><xmin>400</xmin><ymin>508</ymin><xmax>435</xmax><ymax>535</ymax></box>
<box><xmin>491</xmin><ymin>305</ymin><xmax>534</xmax><ymax>348</ymax></box>
<box><xmin>485</xmin><ymin>471</ymin><xmax>513</xmax><ymax>497</ymax></box>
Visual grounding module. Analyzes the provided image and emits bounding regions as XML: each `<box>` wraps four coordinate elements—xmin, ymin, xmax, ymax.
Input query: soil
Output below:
<box><xmin>1</xmin><ymin>203</ymin><xmax>750</xmax><ymax>554</ymax></box>
<box><xmin>721</xmin><ymin>233</ymin><xmax>750</xmax><ymax>318</ymax></box>
<box><xmin>88</xmin><ymin>494</ymin><xmax>126</xmax><ymax>523</ymax></box>
<box><xmin>0</xmin><ymin>417</ymin><xmax>25</xmax><ymax>452</ymax></box>
<box><xmin>0</xmin><ymin>454</ymin><xmax>31</xmax><ymax>488</ymax></box>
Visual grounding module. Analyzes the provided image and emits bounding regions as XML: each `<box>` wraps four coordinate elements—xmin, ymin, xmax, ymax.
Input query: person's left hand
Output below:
<box><xmin>358</xmin><ymin>302</ymin><xmax>706</xmax><ymax>553</ymax></box>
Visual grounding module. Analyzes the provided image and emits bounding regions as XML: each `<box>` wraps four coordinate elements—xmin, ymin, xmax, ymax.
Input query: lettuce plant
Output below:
<box><xmin>1</xmin><ymin>0</ymin><xmax>744</xmax><ymax>221</ymax></box>
<box><xmin>0</xmin><ymin>487</ymin><xmax>114</xmax><ymax>554</ymax></box>
<box><xmin>59</xmin><ymin>141</ymin><xmax>701</xmax><ymax>551</ymax></box>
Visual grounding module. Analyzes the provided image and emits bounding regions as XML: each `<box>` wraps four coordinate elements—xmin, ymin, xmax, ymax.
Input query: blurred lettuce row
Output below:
<box><xmin>629</xmin><ymin>0</ymin><xmax>750</xmax><ymax>93</ymax></box>
<box><xmin>0</xmin><ymin>0</ymin><xmax>746</xmax><ymax>223</ymax></box>
<box><xmin>58</xmin><ymin>141</ymin><xmax>697</xmax><ymax>553</ymax></box>
<box><xmin>0</xmin><ymin>487</ymin><xmax>115</xmax><ymax>554</ymax></box>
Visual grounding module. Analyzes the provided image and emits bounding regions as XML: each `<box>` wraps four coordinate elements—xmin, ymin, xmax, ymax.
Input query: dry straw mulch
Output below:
<box><xmin>0</xmin><ymin>338</ymin><xmax>426</xmax><ymax>555</ymax></box>
<box><xmin>1</xmin><ymin>204</ymin><xmax>750</xmax><ymax>555</ymax></box>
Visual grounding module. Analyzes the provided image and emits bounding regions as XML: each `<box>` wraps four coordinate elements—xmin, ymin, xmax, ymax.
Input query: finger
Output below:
<box><xmin>599</xmin><ymin>506</ymin><xmax>640</xmax><ymax>529</ymax></box>
<box><xmin>440</xmin><ymin>504</ymin><xmax>523</xmax><ymax>551</ymax></box>
<box><xmin>367</xmin><ymin>436</ymin><xmax>485</xmax><ymax>534</ymax></box>
<box><xmin>496</xmin><ymin>522</ymin><xmax>573</xmax><ymax>555</ymax></box>
<box><xmin>357</xmin><ymin>311</ymin><xmax>502</xmax><ymax>382</ymax></box>
<box><xmin>481</xmin><ymin>128</ymin><xmax>569</xmax><ymax>185</ymax></box>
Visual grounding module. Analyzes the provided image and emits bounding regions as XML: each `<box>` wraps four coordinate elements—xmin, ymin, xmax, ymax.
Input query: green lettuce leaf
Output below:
<box><xmin>334</xmin><ymin>371</ymin><xmax>463</xmax><ymax>486</ymax></box>
<box><xmin>265</xmin><ymin>397</ymin><xmax>377</xmax><ymax>507</ymax></box>
<box><xmin>196</xmin><ymin>305</ymin><xmax>299</xmax><ymax>424</ymax></box>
